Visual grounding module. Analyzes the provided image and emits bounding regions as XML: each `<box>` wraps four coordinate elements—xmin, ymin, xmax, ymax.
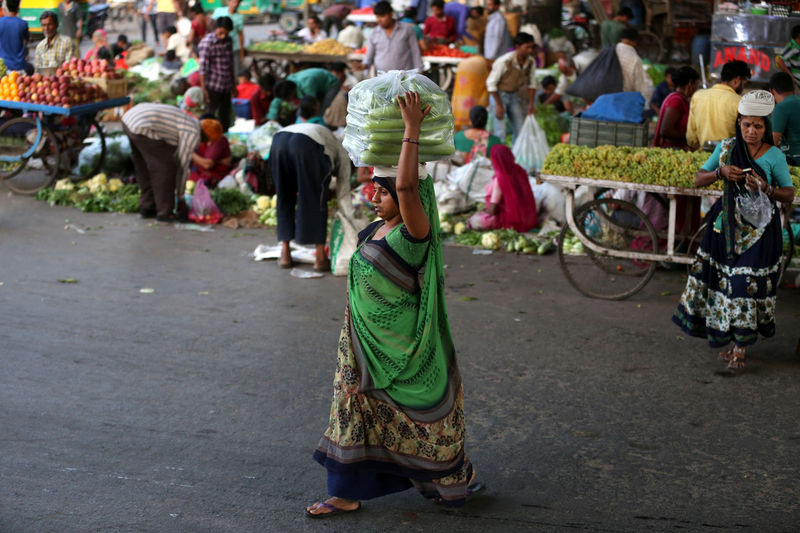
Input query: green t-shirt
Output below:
<box><xmin>772</xmin><ymin>94</ymin><xmax>800</xmax><ymax>159</ymax></box>
<box><xmin>213</xmin><ymin>7</ymin><xmax>244</xmax><ymax>52</ymax></box>
<box><xmin>267</xmin><ymin>98</ymin><xmax>297</xmax><ymax>125</ymax></box>
<box><xmin>600</xmin><ymin>19</ymin><xmax>626</xmax><ymax>47</ymax></box>
<box><xmin>286</xmin><ymin>68</ymin><xmax>340</xmax><ymax>100</ymax></box>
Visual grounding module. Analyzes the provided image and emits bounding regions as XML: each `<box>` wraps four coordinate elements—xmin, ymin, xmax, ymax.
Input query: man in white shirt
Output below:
<box><xmin>485</xmin><ymin>32</ymin><xmax>537</xmax><ymax>142</ymax></box>
<box><xmin>483</xmin><ymin>0</ymin><xmax>510</xmax><ymax>61</ymax></box>
<box><xmin>542</xmin><ymin>57</ymin><xmax>575</xmax><ymax>113</ymax></box>
<box><xmin>337</xmin><ymin>20</ymin><xmax>364</xmax><ymax>49</ymax></box>
<box><xmin>296</xmin><ymin>15</ymin><xmax>328</xmax><ymax>44</ymax></box>
<box><xmin>615</xmin><ymin>28</ymin><xmax>646</xmax><ymax>98</ymax></box>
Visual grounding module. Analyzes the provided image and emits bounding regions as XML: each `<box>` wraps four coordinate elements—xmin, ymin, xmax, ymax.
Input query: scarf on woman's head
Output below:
<box><xmin>489</xmin><ymin>144</ymin><xmax>537</xmax><ymax>232</ymax></box>
<box><xmin>722</xmin><ymin>114</ymin><xmax>774</xmax><ymax>257</ymax></box>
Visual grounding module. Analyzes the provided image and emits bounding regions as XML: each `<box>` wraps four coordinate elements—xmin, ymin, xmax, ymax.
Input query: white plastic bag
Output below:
<box><xmin>343</xmin><ymin>70</ymin><xmax>455</xmax><ymax>167</ymax></box>
<box><xmin>434</xmin><ymin>179</ymin><xmax>473</xmax><ymax>214</ymax></box>
<box><xmin>737</xmin><ymin>185</ymin><xmax>773</xmax><ymax>228</ymax></box>
<box><xmin>512</xmin><ymin>115</ymin><xmax>550</xmax><ymax>173</ymax></box>
<box><xmin>446</xmin><ymin>155</ymin><xmax>493</xmax><ymax>202</ymax></box>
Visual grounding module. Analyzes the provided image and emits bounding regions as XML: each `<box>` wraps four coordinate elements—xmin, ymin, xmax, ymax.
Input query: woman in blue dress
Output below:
<box><xmin>673</xmin><ymin>90</ymin><xmax>796</xmax><ymax>370</ymax></box>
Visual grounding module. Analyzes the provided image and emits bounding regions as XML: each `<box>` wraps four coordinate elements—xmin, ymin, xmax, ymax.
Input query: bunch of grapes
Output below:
<box><xmin>0</xmin><ymin>58</ymin><xmax>7</xmax><ymax>79</ymax></box>
<box><xmin>542</xmin><ymin>144</ymin><xmax>718</xmax><ymax>190</ymax></box>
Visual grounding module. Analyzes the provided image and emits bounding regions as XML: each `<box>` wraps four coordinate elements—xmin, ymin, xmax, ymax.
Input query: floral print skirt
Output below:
<box><xmin>673</xmin><ymin>200</ymin><xmax>783</xmax><ymax>347</ymax></box>
<box><xmin>313</xmin><ymin>317</ymin><xmax>473</xmax><ymax>507</ymax></box>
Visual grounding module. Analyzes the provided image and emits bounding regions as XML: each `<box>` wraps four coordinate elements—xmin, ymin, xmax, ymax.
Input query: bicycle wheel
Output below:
<box><xmin>0</xmin><ymin>118</ymin><xmax>61</xmax><ymax>195</ymax></box>
<box><xmin>684</xmin><ymin>223</ymin><xmax>707</xmax><ymax>276</ymax></box>
<box><xmin>558</xmin><ymin>198</ymin><xmax>659</xmax><ymax>300</ymax></box>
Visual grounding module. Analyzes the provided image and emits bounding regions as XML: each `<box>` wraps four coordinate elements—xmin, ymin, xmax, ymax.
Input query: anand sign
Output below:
<box><xmin>710</xmin><ymin>43</ymin><xmax>778</xmax><ymax>82</ymax></box>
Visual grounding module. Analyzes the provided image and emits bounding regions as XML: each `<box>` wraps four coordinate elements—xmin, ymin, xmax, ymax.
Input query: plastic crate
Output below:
<box><xmin>233</xmin><ymin>98</ymin><xmax>252</xmax><ymax>119</ymax></box>
<box><xmin>569</xmin><ymin>113</ymin><xmax>649</xmax><ymax>148</ymax></box>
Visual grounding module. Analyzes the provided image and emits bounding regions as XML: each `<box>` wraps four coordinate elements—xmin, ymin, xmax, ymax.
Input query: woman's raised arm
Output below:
<box><xmin>396</xmin><ymin>91</ymin><xmax>432</xmax><ymax>240</ymax></box>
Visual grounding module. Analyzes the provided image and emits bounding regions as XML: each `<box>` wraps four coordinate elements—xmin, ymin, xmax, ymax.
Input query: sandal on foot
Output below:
<box><xmin>727</xmin><ymin>346</ymin><xmax>746</xmax><ymax>370</ymax></box>
<box><xmin>305</xmin><ymin>500</ymin><xmax>361</xmax><ymax>519</ymax></box>
<box><xmin>719</xmin><ymin>348</ymin><xmax>734</xmax><ymax>362</ymax></box>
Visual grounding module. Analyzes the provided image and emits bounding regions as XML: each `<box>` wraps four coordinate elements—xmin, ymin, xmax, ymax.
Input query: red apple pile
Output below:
<box><xmin>58</xmin><ymin>57</ymin><xmax>124</xmax><ymax>80</ymax></box>
<box><xmin>16</xmin><ymin>72</ymin><xmax>107</xmax><ymax>107</ymax></box>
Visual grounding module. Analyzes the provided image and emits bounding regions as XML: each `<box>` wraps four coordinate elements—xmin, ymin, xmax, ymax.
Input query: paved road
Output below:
<box><xmin>2</xmin><ymin>190</ymin><xmax>800</xmax><ymax>532</ymax></box>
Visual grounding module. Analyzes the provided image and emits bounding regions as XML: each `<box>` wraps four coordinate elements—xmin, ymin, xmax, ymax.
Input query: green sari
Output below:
<box><xmin>313</xmin><ymin>176</ymin><xmax>473</xmax><ymax>506</ymax></box>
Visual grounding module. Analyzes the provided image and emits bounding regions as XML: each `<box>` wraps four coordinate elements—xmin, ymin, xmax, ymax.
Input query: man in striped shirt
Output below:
<box><xmin>777</xmin><ymin>25</ymin><xmax>800</xmax><ymax>90</ymax></box>
<box><xmin>122</xmin><ymin>103</ymin><xmax>202</xmax><ymax>221</ymax></box>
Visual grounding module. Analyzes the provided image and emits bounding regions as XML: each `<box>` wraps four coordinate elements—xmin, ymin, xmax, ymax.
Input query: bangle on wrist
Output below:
<box><xmin>715</xmin><ymin>167</ymin><xmax>721</xmax><ymax>180</ymax></box>
<box><xmin>402</xmin><ymin>138</ymin><xmax>419</xmax><ymax>144</ymax></box>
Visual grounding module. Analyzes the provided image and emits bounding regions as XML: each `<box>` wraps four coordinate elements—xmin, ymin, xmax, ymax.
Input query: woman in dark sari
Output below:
<box><xmin>673</xmin><ymin>90</ymin><xmax>795</xmax><ymax>369</ymax></box>
<box><xmin>306</xmin><ymin>91</ymin><xmax>482</xmax><ymax>517</ymax></box>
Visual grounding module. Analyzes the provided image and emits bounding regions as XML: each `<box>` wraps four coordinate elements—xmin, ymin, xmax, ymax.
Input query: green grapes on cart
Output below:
<box><xmin>0</xmin><ymin>58</ymin><xmax>7</xmax><ymax>78</ymax></box>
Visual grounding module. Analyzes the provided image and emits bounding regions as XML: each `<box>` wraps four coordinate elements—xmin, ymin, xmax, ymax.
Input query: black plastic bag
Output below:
<box><xmin>566</xmin><ymin>46</ymin><xmax>623</xmax><ymax>102</ymax></box>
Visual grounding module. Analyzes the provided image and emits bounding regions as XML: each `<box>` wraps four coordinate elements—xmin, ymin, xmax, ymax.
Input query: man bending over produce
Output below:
<box><xmin>122</xmin><ymin>103</ymin><xmax>203</xmax><ymax>222</ymax></box>
<box><xmin>364</xmin><ymin>1</ymin><xmax>422</xmax><ymax>73</ymax></box>
<box><xmin>270</xmin><ymin>123</ymin><xmax>351</xmax><ymax>271</ymax></box>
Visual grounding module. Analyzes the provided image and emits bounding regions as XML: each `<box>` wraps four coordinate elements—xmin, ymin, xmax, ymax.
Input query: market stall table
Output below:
<box><xmin>246</xmin><ymin>49</ymin><xmax>354</xmax><ymax>79</ymax></box>
<box><xmin>0</xmin><ymin>97</ymin><xmax>130</xmax><ymax>195</ymax></box>
<box><xmin>539</xmin><ymin>173</ymin><xmax>799</xmax><ymax>300</ymax></box>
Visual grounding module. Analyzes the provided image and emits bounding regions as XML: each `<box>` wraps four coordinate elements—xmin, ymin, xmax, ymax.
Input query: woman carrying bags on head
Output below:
<box><xmin>673</xmin><ymin>90</ymin><xmax>795</xmax><ymax>370</ymax></box>
<box><xmin>306</xmin><ymin>91</ymin><xmax>482</xmax><ymax>518</ymax></box>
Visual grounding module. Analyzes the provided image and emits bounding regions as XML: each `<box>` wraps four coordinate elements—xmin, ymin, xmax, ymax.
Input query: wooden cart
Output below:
<box><xmin>539</xmin><ymin>173</ymin><xmax>799</xmax><ymax>300</ymax></box>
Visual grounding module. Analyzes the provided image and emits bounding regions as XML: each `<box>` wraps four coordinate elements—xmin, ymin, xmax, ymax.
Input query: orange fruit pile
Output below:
<box><xmin>0</xmin><ymin>71</ymin><xmax>21</xmax><ymax>101</ymax></box>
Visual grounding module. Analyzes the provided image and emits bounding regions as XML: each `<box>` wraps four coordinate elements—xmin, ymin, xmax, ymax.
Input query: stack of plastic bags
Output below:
<box><xmin>343</xmin><ymin>70</ymin><xmax>455</xmax><ymax>167</ymax></box>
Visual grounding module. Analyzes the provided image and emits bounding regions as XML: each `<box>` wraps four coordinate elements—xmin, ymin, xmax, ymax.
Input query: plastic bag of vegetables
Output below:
<box><xmin>343</xmin><ymin>70</ymin><xmax>455</xmax><ymax>167</ymax></box>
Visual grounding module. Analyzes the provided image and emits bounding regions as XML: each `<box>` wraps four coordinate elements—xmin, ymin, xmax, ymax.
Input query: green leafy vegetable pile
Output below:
<box><xmin>209</xmin><ymin>188</ymin><xmax>254</xmax><ymax>215</ymax></box>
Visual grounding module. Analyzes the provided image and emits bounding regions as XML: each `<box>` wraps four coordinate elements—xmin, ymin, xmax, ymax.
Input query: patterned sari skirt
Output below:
<box><xmin>312</xmin><ymin>313</ymin><xmax>473</xmax><ymax>507</ymax></box>
<box><xmin>672</xmin><ymin>200</ymin><xmax>783</xmax><ymax>347</ymax></box>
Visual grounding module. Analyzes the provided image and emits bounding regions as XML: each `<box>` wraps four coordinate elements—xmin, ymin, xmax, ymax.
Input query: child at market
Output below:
<box><xmin>188</xmin><ymin>116</ymin><xmax>232</xmax><ymax>188</ymax></box>
<box><xmin>251</xmin><ymin>73</ymin><xmax>275</xmax><ymax>126</ymax></box>
<box><xmin>296</xmin><ymin>96</ymin><xmax>324</xmax><ymax>124</ymax></box>
<box><xmin>267</xmin><ymin>80</ymin><xmax>298</xmax><ymax>127</ymax></box>
<box><xmin>236</xmin><ymin>70</ymin><xmax>260</xmax><ymax>101</ymax></box>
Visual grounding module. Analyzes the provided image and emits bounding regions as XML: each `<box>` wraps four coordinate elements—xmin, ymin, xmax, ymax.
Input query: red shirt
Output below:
<box><xmin>191</xmin><ymin>18</ymin><xmax>208</xmax><ymax>46</ymax></box>
<box><xmin>423</xmin><ymin>15</ymin><xmax>457</xmax><ymax>42</ymax></box>
<box><xmin>236</xmin><ymin>81</ymin><xmax>260</xmax><ymax>101</ymax></box>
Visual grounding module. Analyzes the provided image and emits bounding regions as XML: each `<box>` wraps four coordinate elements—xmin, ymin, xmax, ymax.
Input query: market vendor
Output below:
<box><xmin>453</xmin><ymin>106</ymin><xmax>502</xmax><ymax>163</ymax></box>
<box><xmin>286</xmin><ymin>66</ymin><xmax>340</xmax><ymax>108</ymax></box>
<box><xmin>296</xmin><ymin>15</ymin><xmax>328</xmax><ymax>44</ymax></box>
<box><xmin>84</xmin><ymin>29</ymin><xmax>110</xmax><ymax>62</ymax></box>
<box><xmin>486</xmin><ymin>32</ymin><xmax>538</xmax><ymax>143</ymax></box>
<box><xmin>270</xmin><ymin>122</ymin><xmax>351</xmax><ymax>271</ymax></box>
<box><xmin>34</xmin><ymin>11</ymin><xmax>78</xmax><ymax>71</ymax></box>
<box><xmin>122</xmin><ymin>103</ymin><xmax>203</xmax><ymax>222</ymax></box>
<box><xmin>188</xmin><ymin>116</ymin><xmax>231</xmax><ymax>188</ymax></box>
<box><xmin>423</xmin><ymin>0</ymin><xmax>457</xmax><ymax>45</ymax></box>
<box><xmin>467</xmin><ymin>144</ymin><xmax>537</xmax><ymax>232</ymax></box>
<box><xmin>541</xmin><ymin>57</ymin><xmax>575</xmax><ymax>114</ymax></box>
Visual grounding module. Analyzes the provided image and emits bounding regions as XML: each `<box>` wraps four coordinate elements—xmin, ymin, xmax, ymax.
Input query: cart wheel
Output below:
<box><xmin>684</xmin><ymin>223</ymin><xmax>706</xmax><ymax>276</ymax></box>
<box><xmin>279</xmin><ymin>12</ymin><xmax>300</xmax><ymax>33</ymax></box>
<box><xmin>0</xmin><ymin>118</ymin><xmax>61</xmax><ymax>195</ymax></box>
<box><xmin>637</xmin><ymin>30</ymin><xmax>664</xmax><ymax>64</ymax></box>
<box><xmin>558</xmin><ymin>198</ymin><xmax>658</xmax><ymax>300</ymax></box>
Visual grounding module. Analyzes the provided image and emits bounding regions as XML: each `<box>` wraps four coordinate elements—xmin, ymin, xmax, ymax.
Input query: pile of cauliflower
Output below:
<box><xmin>254</xmin><ymin>194</ymin><xmax>278</xmax><ymax>226</ymax></box>
<box><xmin>54</xmin><ymin>173</ymin><xmax>124</xmax><ymax>194</ymax></box>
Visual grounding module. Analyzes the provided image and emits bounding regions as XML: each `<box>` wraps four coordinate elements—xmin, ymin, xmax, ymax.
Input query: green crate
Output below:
<box><xmin>569</xmin><ymin>114</ymin><xmax>648</xmax><ymax>148</ymax></box>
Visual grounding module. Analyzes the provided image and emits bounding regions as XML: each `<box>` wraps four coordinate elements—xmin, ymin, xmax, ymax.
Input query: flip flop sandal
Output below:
<box><xmin>433</xmin><ymin>481</ymin><xmax>487</xmax><ymax>505</ymax></box>
<box><xmin>305</xmin><ymin>501</ymin><xmax>361</xmax><ymax>519</ymax></box>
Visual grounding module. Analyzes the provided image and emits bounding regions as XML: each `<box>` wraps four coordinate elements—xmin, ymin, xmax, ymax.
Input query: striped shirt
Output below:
<box><xmin>35</xmin><ymin>34</ymin><xmax>78</xmax><ymax>69</ymax></box>
<box><xmin>198</xmin><ymin>32</ymin><xmax>234</xmax><ymax>92</ymax></box>
<box><xmin>122</xmin><ymin>104</ymin><xmax>201</xmax><ymax>184</ymax></box>
<box><xmin>779</xmin><ymin>39</ymin><xmax>800</xmax><ymax>86</ymax></box>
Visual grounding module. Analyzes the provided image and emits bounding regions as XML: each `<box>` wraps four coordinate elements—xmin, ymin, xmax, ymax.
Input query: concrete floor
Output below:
<box><xmin>2</xmin><ymin>189</ymin><xmax>800</xmax><ymax>532</ymax></box>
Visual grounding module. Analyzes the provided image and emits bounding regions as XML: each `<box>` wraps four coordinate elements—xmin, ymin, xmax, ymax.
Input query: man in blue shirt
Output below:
<box><xmin>0</xmin><ymin>0</ymin><xmax>33</xmax><ymax>74</ymax></box>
